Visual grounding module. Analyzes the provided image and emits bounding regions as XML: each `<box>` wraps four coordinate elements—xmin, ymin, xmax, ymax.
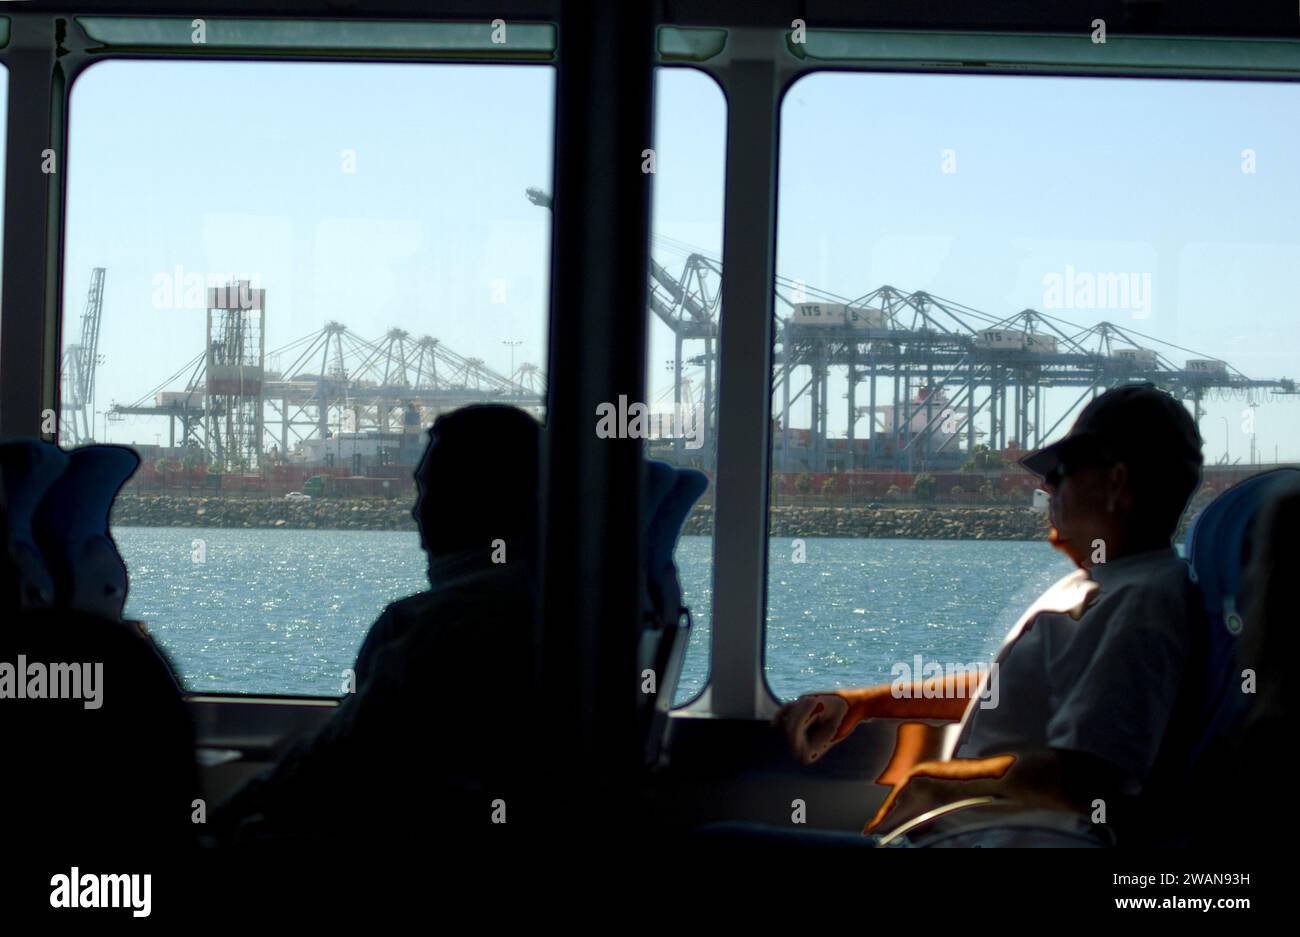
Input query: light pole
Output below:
<box><xmin>91</xmin><ymin>353</ymin><xmax>104</xmax><ymax>443</ymax></box>
<box><xmin>1249</xmin><ymin>403</ymin><xmax>1258</xmax><ymax>465</ymax></box>
<box><xmin>502</xmin><ymin>340</ymin><xmax>523</xmax><ymax>395</ymax></box>
<box><xmin>664</xmin><ymin>360</ymin><xmax>681</xmax><ymax>457</ymax></box>
<box><xmin>520</xmin><ymin>188</ymin><xmax>553</xmax><ymax>402</ymax></box>
<box><xmin>1220</xmin><ymin>416</ymin><xmax>1229</xmax><ymax>465</ymax></box>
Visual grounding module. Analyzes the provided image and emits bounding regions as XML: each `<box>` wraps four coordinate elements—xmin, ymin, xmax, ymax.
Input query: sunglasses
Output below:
<box><xmin>1043</xmin><ymin>454</ymin><xmax>1117</xmax><ymax>487</ymax></box>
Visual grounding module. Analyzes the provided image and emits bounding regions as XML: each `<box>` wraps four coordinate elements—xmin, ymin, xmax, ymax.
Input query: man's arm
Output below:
<box><xmin>213</xmin><ymin>604</ymin><xmax>413</xmax><ymax>841</ymax></box>
<box><xmin>866</xmin><ymin>747</ymin><xmax>1128</xmax><ymax>832</ymax></box>
<box><xmin>774</xmin><ymin>669</ymin><xmax>987</xmax><ymax>765</ymax></box>
<box><xmin>832</xmin><ymin>670</ymin><xmax>986</xmax><ymax>738</ymax></box>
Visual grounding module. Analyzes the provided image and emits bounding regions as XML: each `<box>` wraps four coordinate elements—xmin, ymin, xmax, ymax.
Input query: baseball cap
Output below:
<box><xmin>1020</xmin><ymin>383</ymin><xmax>1203</xmax><ymax>486</ymax></box>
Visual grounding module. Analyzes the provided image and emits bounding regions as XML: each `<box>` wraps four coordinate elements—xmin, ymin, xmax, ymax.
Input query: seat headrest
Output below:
<box><xmin>1186</xmin><ymin>468</ymin><xmax>1300</xmax><ymax>634</ymax></box>
<box><xmin>32</xmin><ymin>444</ymin><xmax>140</xmax><ymax>620</ymax></box>
<box><xmin>643</xmin><ymin>460</ymin><xmax>709</xmax><ymax>626</ymax></box>
<box><xmin>0</xmin><ymin>440</ymin><xmax>70</xmax><ymax>609</ymax></box>
<box><xmin>1183</xmin><ymin>467</ymin><xmax>1300</xmax><ymax>764</ymax></box>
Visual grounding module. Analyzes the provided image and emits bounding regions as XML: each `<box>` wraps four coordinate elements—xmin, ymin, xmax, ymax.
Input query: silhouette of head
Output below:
<box><xmin>412</xmin><ymin>405</ymin><xmax>541</xmax><ymax>565</ymax></box>
<box><xmin>1021</xmin><ymin>383</ymin><xmax>1202</xmax><ymax>566</ymax></box>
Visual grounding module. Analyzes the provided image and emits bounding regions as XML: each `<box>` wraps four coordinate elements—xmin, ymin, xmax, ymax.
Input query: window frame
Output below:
<box><xmin>2</xmin><ymin>9</ymin><xmax>563</xmax><ymax>439</ymax></box>
<box><xmin>646</xmin><ymin>61</ymin><xmax>729</xmax><ymax>710</ymax></box>
<box><xmin>676</xmin><ymin>25</ymin><xmax>1300</xmax><ymax>721</ymax></box>
<box><xmin>4</xmin><ymin>6</ymin><xmax>1300</xmax><ymax>719</ymax></box>
<box><xmin>1</xmin><ymin>12</ymin><xmax>566</xmax><ymax>700</ymax></box>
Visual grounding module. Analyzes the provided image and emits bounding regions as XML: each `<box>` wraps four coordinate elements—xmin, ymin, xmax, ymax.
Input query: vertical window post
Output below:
<box><xmin>708</xmin><ymin>54</ymin><xmax>781</xmax><ymax>719</ymax></box>
<box><xmin>539</xmin><ymin>0</ymin><xmax>654</xmax><ymax>804</ymax></box>
<box><xmin>0</xmin><ymin>17</ymin><xmax>62</xmax><ymax>439</ymax></box>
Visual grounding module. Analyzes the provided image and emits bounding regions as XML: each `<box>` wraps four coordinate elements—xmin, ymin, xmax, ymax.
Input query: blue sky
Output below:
<box><xmin>54</xmin><ymin>60</ymin><xmax>1300</xmax><ymax>461</ymax></box>
<box><xmin>61</xmin><ymin>61</ymin><xmax>557</xmax><ymax>432</ymax></box>
<box><xmin>778</xmin><ymin>72</ymin><xmax>1300</xmax><ymax>462</ymax></box>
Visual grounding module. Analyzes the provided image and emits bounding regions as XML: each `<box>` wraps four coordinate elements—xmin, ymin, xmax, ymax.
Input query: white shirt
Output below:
<box><xmin>947</xmin><ymin>547</ymin><xmax>1197</xmax><ymax>793</ymax></box>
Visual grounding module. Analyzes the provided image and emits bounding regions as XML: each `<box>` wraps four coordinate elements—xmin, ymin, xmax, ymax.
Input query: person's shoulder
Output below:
<box><xmin>438</xmin><ymin>557</ymin><xmax>533</xmax><ymax>591</ymax></box>
<box><xmin>1094</xmin><ymin>554</ymin><xmax>1199</xmax><ymax>638</ymax></box>
<box><xmin>4</xmin><ymin>609</ymin><xmax>180</xmax><ymax>676</ymax></box>
<box><xmin>383</xmin><ymin>590</ymin><xmax>441</xmax><ymax>620</ymax></box>
<box><xmin>355</xmin><ymin>591</ymin><xmax>438</xmax><ymax>662</ymax></box>
<box><xmin>380</xmin><ymin>564</ymin><xmax>532</xmax><ymax>637</ymax></box>
<box><xmin>1107</xmin><ymin>554</ymin><xmax>1193</xmax><ymax>602</ymax></box>
<box><xmin>1147</xmin><ymin>552</ymin><xmax>1194</xmax><ymax>585</ymax></box>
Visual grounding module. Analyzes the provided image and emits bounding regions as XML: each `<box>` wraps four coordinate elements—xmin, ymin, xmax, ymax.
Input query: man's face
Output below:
<box><xmin>411</xmin><ymin>431</ymin><xmax>441</xmax><ymax>553</ymax></box>
<box><xmin>1043</xmin><ymin>460</ymin><xmax>1123</xmax><ymax>569</ymax></box>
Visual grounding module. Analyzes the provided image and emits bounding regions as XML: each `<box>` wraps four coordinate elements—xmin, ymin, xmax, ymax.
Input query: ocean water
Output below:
<box><xmin>114</xmin><ymin>528</ymin><xmax>1074</xmax><ymax>704</ymax></box>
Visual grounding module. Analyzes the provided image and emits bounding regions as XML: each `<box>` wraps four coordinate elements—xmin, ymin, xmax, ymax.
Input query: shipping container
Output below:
<box><xmin>975</xmin><ymin>328</ymin><xmax>1028</xmax><ymax>350</ymax></box>
<box><xmin>790</xmin><ymin>302</ymin><xmax>846</xmax><ymax>327</ymax></box>
<box><xmin>845</xmin><ymin>306</ymin><xmax>886</xmax><ymax>329</ymax></box>
<box><xmin>1111</xmin><ymin>347</ymin><xmax>1158</xmax><ymax>367</ymax></box>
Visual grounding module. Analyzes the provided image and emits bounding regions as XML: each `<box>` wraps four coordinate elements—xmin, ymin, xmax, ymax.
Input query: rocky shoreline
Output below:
<box><xmin>111</xmin><ymin>494</ymin><xmax>1054</xmax><ymax>540</ymax></box>
<box><xmin>715</xmin><ymin>505</ymin><xmax>1050</xmax><ymax>541</ymax></box>
<box><xmin>111</xmin><ymin>494</ymin><xmax>416</xmax><ymax>532</ymax></box>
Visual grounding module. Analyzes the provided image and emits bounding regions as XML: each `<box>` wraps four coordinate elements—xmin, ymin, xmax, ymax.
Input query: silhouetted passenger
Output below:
<box><xmin>0</xmin><ymin>441</ymin><xmax>197</xmax><ymax>862</ymax></box>
<box><xmin>774</xmin><ymin>383</ymin><xmax>1206</xmax><ymax>845</ymax></box>
<box><xmin>214</xmin><ymin>405</ymin><xmax>542</xmax><ymax>848</ymax></box>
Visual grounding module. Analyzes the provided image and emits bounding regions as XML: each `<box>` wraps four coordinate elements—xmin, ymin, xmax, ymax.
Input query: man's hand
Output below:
<box><xmin>771</xmin><ymin>693</ymin><xmax>850</xmax><ymax>765</ymax></box>
<box><xmin>866</xmin><ymin>754</ymin><xmax>1016</xmax><ymax>832</ymax></box>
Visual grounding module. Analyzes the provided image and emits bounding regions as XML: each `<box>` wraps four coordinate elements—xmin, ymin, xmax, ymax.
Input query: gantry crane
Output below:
<box><xmin>59</xmin><ymin>268</ymin><xmax>106</xmax><ymax>445</ymax></box>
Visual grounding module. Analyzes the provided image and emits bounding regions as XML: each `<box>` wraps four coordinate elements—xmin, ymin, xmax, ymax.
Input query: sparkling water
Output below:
<box><xmin>115</xmin><ymin>528</ymin><xmax>1073</xmax><ymax>704</ymax></box>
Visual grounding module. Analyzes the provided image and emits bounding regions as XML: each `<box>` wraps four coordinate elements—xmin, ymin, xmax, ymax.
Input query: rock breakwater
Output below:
<box><xmin>112</xmin><ymin>495</ymin><xmax>1052</xmax><ymax>540</ymax></box>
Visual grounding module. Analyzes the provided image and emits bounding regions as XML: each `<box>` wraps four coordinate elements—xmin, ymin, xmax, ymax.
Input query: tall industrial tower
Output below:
<box><xmin>205</xmin><ymin>280</ymin><xmax>265</xmax><ymax>471</ymax></box>
<box><xmin>59</xmin><ymin>267</ymin><xmax>106</xmax><ymax>445</ymax></box>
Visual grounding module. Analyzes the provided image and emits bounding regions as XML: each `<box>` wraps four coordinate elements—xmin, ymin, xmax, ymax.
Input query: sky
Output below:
<box><xmin>777</xmin><ymin>72</ymin><xmax>1300</xmax><ymax>463</ymax></box>
<box><xmin>50</xmin><ymin>60</ymin><xmax>1300</xmax><ymax>462</ymax></box>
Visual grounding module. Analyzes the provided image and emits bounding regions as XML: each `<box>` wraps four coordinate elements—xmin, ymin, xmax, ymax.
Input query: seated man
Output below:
<box><xmin>215</xmin><ymin>404</ymin><xmax>542</xmax><ymax>846</ymax></box>
<box><xmin>775</xmin><ymin>383</ymin><xmax>1206</xmax><ymax>845</ymax></box>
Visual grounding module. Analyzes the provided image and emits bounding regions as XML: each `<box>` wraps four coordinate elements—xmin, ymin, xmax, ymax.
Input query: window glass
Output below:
<box><xmin>61</xmin><ymin>60</ymin><xmax>553</xmax><ymax>694</ymax></box>
<box><xmin>768</xmin><ymin>72</ymin><xmax>1300</xmax><ymax>699</ymax></box>
<box><xmin>646</xmin><ymin>68</ymin><xmax>726</xmax><ymax>704</ymax></box>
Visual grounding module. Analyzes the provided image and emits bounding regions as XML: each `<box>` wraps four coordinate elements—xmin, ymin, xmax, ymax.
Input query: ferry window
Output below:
<box><xmin>61</xmin><ymin>60</ymin><xmax>554</xmax><ymax>695</ymax></box>
<box><xmin>647</xmin><ymin>67</ymin><xmax>725</xmax><ymax>705</ymax></box>
<box><xmin>767</xmin><ymin>72</ymin><xmax>1300</xmax><ymax>700</ymax></box>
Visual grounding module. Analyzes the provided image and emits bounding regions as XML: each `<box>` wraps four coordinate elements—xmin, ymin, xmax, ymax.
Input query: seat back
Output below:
<box><xmin>1183</xmin><ymin>467</ymin><xmax>1300</xmax><ymax>771</ymax></box>
<box><xmin>0</xmin><ymin>439</ymin><xmax>68</xmax><ymax>609</ymax></box>
<box><xmin>32</xmin><ymin>444</ymin><xmax>140</xmax><ymax>620</ymax></box>
<box><xmin>637</xmin><ymin>460</ymin><xmax>708</xmax><ymax>767</ymax></box>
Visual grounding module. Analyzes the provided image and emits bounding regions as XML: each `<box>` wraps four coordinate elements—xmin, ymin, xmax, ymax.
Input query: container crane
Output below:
<box><xmin>59</xmin><ymin>267</ymin><xmax>106</xmax><ymax>445</ymax></box>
